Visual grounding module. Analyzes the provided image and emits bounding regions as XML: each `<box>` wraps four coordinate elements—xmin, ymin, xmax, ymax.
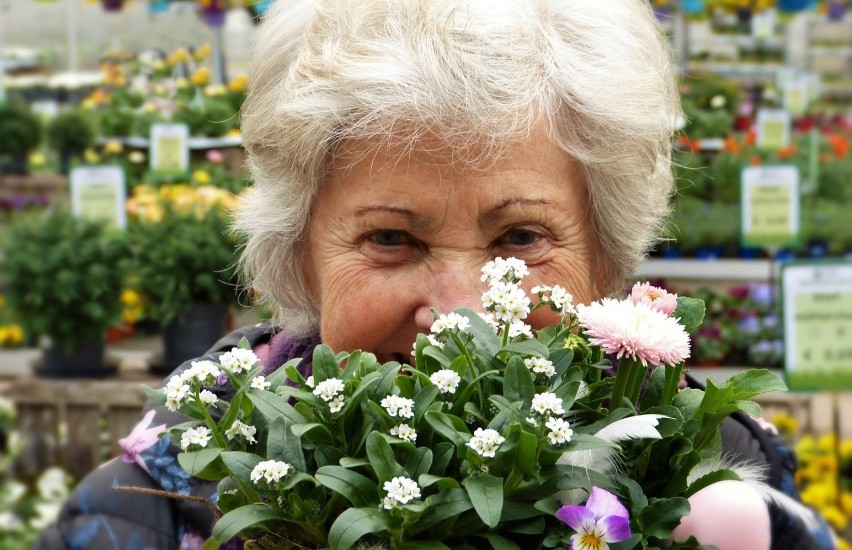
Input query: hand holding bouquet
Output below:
<box><xmin>148</xmin><ymin>258</ymin><xmax>789</xmax><ymax>549</ymax></box>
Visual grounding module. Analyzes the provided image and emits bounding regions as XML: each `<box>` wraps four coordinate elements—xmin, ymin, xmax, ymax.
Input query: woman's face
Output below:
<box><xmin>304</xmin><ymin>129</ymin><xmax>606</xmax><ymax>362</ymax></box>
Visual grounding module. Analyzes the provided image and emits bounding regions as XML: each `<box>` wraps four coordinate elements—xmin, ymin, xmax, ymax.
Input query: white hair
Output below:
<box><xmin>236</xmin><ymin>0</ymin><xmax>682</xmax><ymax>336</ymax></box>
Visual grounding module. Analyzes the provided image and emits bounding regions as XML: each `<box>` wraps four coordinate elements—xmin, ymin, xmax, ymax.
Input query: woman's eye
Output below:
<box><xmin>369</xmin><ymin>230</ymin><xmax>409</xmax><ymax>246</ymax></box>
<box><xmin>499</xmin><ymin>228</ymin><xmax>540</xmax><ymax>247</ymax></box>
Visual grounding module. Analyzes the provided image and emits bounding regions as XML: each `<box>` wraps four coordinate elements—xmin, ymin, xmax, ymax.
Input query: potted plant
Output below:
<box><xmin>0</xmin><ymin>102</ymin><xmax>43</xmax><ymax>175</ymax></box>
<box><xmin>46</xmin><ymin>108</ymin><xmax>98</xmax><ymax>174</ymax></box>
<box><xmin>127</xmin><ymin>184</ymin><xmax>242</xmax><ymax>372</ymax></box>
<box><xmin>1</xmin><ymin>211</ymin><xmax>131</xmax><ymax>376</ymax></box>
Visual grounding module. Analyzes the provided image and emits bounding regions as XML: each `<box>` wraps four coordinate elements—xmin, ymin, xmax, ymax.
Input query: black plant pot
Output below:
<box><xmin>59</xmin><ymin>148</ymin><xmax>83</xmax><ymax>175</ymax></box>
<box><xmin>35</xmin><ymin>340</ymin><xmax>117</xmax><ymax>378</ymax></box>
<box><xmin>155</xmin><ymin>303</ymin><xmax>229</xmax><ymax>375</ymax></box>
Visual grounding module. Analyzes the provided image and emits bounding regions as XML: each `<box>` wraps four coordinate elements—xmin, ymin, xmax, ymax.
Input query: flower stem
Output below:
<box><xmin>661</xmin><ymin>362</ymin><xmax>684</xmax><ymax>406</ymax></box>
<box><xmin>196</xmin><ymin>391</ymin><xmax>228</xmax><ymax>449</ymax></box>
<box><xmin>610</xmin><ymin>359</ymin><xmax>631</xmax><ymax>410</ymax></box>
<box><xmin>625</xmin><ymin>360</ymin><xmax>647</xmax><ymax>407</ymax></box>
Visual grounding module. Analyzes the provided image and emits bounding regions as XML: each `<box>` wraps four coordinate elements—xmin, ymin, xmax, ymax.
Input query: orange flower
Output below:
<box><xmin>749</xmin><ymin>155</ymin><xmax>762</xmax><ymax>166</ymax></box>
<box><xmin>723</xmin><ymin>136</ymin><xmax>742</xmax><ymax>155</ymax></box>
<box><xmin>778</xmin><ymin>144</ymin><xmax>798</xmax><ymax>160</ymax></box>
<box><xmin>745</xmin><ymin>130</ymin><xmax>756</xmax><ymax>146</ymax></box>
<box><xmin>826</xmin><ymin>134</ymin><xmax>848</xmax><ymax>158</ymax></box>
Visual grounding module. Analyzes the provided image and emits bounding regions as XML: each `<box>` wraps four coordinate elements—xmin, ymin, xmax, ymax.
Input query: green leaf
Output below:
<box><xmin>675</xmin><ymin>296</ymin><xmax>705</xmax><ymax>332</ymax></box>
<box><xmin>501</xmin><ymin>338</ymin><xmax>549</xmax><ymax>358</ymax></box>
<box><xmin>268</xmin><ymin>418</ymin><xmax>307</xmax><ymax>473</ymax></box>
<box><xmin>290</xmin><ymin>423</ymin><xmax>335</xmax><ymax>446</ymax></box>
<box><xmin>414</xmin><ymin>384</ymin><xmax>440</xmax><ymax>423</ymax></box>
<box><xmin>456</xmin><ymin>307</ymin><xmax>500</xmax><ymax>357</ymax></box>
<box><xmin>462</xmin><ymin>474</ymin><xmax>504</xmax><ymax>528</ymax></box>
<box><xmin>211</xmin><ymin>503</ymin><xmax>285</xmax><ymax>543</ymax></box>
<box><xmin>247</xmin><ymin>390</ymin><xmax>307</xmax><ymax>425</ymax></box>
<box><xmin>405</xmin><ymin>447</ymin><xmax>433</xmax><ymax>480</ymax></box>
<box><xmin>513</xmin><ymin>429</ymin><xmax>539</xmax><ymax>477</ymax></box>
<box><xmin>409</xmin><ymin>489</ymin><xmax>473</xmax><ymax>534</ymax></box>
<box><xmin>177</xmin><ymin>448</ymin><xmax>225</xmax><ymax>481</ymax></box>
<box><xmin>686</xmin><ymin>469</ymin><xmax>742</xmax><ymax>498</ymax></box>
<box><xmin>373</xmin><ymin>362</ymin><xmax>402</xmax><ymax>399</ymax></box>
<box><xmin>220</xmin><ymin>451</ymin><xmax>262</xmax><ymax>482</ymax></box>
<box><xmin>476</xmin><ymin>533</ymin><xmax>521</xmax><ymax>550</ymax></box>
<box><xmin>315</xmin><ymin>465</ymin><xmax>377</xmax><ymax>507</ymax></box>
<box><xmin>431</xmin><ymin>442</ymin><xmax>455</xmax><ymax>476</ymax></box>
<box><xmin>562</xmin><ymin>433</ymin><xmax>614</xmax><ymax>453</ymax></box>
<box><xmin>312</xmin><ymin>344</ymin><xmax>341</xmax><ymax>383</ymax></box>
<box><xmin>366</xmin><ymin>431</ymin><xmax>406</xmax><ymax>482</ymax></box>
<box><xmin>503</xmin><ymin>357</ymin><xmax>535</xmax><ymax>407</ymax></box>
<box><xmin>418</xmin><ymin>474</ymin><xmax>461</xmax><ymax>490</ymax></box>
<box><xmin>637</xmin><ymin>497</ymin><xmax>690</xmax><ymax>539</ymax></box>
<box><xmin>728</xmin><ymin>369</ymin><xmax>787</xmax><ymax>399</ymax></box>
<box><xmin>328</xmin><ymin>507</ymin><xmax>394</xmax><ymax>550</ymax></box>
<box><xmin>424</xmin><ymin>411</ymin><xmax>471</xmax><ymax>448</ymax></box>
<box><xmin>142</xmin><ymin>385</ymin><xmax>166</xmax><ymax>406</ymax></box>
<box><xmin>398</xmin><ymin>542</ymin><xmax>451</xmax><ymax>550</ymax></box>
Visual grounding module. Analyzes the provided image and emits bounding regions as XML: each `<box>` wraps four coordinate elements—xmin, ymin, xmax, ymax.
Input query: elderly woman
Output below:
<box><xmin>36</xmin><ymin>1</ymin><xmax>833</xmax><ymax>549</ymax></box>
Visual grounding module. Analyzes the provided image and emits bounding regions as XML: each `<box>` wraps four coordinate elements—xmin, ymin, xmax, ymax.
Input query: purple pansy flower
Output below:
<box><xmin>118</xmin><ymin>409</ymin><xmax>167</xmax><ymax>474</ymax></box>
<box><xmin>556</xmin><ymin>486</ymin><xmax>631</xmax><ymax>550</ymax></box>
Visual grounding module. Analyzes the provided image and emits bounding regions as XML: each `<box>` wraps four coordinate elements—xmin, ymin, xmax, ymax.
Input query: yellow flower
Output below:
<box><xmin>6</xmin><ymin>325</ymin><xmax>24</xmax><ymax>345</ymax></box>
<box><xmin>819</xmin><ymin>433</ymin><xmax>838</xmax><ymax>452</ymax></box>
<box><xmin>841</xmin><ymin>492</ymin><xmax>852</xmax><ymax>515</ymax></box>
<box><xmin>120</xmin><ymin>289</ymin><xmax>144</xmax><ymax>325</ymax></box>
<box><xmin>228</xmin><ymin>74</ymin><xmax>249</xmax><ymax>94</ymax></box>
<box><xmin>840</xmin><ymin>440</ymin><xmax>852</xmax><ymax>462</ymax></box>
<box><xmin>820</xmin><ymin>505</ymin><xmax>847</xmax><ymax>531</ymax></box>
<box><xmin>128</xmin><ymin>151</ymin><xmax>146</xmax><ymax>164</ymax></box>
<box><xmin>176</xmin><ymin>78</ymin><xmax>190</xmax><ymax>89</ymax></box>
<box><xmin>191</xmin><ymin>67</ymin><xmax>212</xmax><ymax>87</ymax></box>
<box><xmin>193</xmin><ymin>43</ymin><xmax>212</xmax><ymax>62</ymax></box>
<box><xmin>84</xmin><ymin>148</ymin><xmax>100</xmax><ymax>164</ymax></box>
<box><xmin>770</xmin><ymin>413</ymin><xmax>798</xmax><ymax>439</ymax></box>
<box><xmin>28</xmin><ymin>151</ymin><xmax>47</xmax><ymax>168</ymax></box>
<box><xmin>168</xmin><ymin>48</ymin><xmax>189</xmax><ymax>66</ymax></box>
<box><xmin>81</xmin><ymin>98</ymin><xmax>97</xmax><ymax>110</ymax></box>
<box><xmin>204</xmin><ymin>84</ymin><xmax>228</xmax><ymax>97</ymax></box>
<box><xmin>103</xmin><ymin>139</ymin><xmax>123</xmax><ymax>155</ymax></box>
<box><xmin>193</xmin><ymin>169</ymin><xmax>212</xmax><ymax>185</ymax></box>
<box><xmin>0</xmin><ymin>327</ymin><xmax>9</xmax><ymax>345</ymax></box>
<box><xmin>801</xmin><ymin>482</ymin><xmax>837</xmax><ymax>509</ymax></box>
<box><xmin>796</xmin><ymin>435</ymin><xmax>818</xmax><ymax>460</ymax></box>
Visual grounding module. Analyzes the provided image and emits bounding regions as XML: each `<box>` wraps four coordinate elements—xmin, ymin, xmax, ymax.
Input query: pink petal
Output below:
<box><xmin>586</xmin><ymin>487</ymin><xmax>629</xmax><ymax>520</ymax></box>
<box><xmin>556</xmin><ymin>504</ymin><xmax>595</xmax><ymax>531</ymax></box>
<box><xmin>599</xmin><ymin>514</ymin><xmax>632</xmax><ymax>542</ymax></box>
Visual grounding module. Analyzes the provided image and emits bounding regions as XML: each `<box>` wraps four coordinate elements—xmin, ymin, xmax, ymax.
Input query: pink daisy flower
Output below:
<box><xmin>576</xmin><ymin>298</ymin><xmax>690</xmax><ymax>367</ymax></box>
<box><xmin>629</xmin><ymin>282</ymin><xmax>678</xmax><ymax>316</ymax></box>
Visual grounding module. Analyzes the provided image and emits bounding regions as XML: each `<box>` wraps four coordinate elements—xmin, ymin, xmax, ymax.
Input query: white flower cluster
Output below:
<box><xmin>180</xmin><ymin>426</ymin><xmax>212</xmax><ymax>450</ymax></box>
<box><xmin>429</xmin><ymin>369</ymin><xmax>461</xmax><ymax>394</ymax></box>
<box><xmin>480</xmin><ymin>257</ymin><xmax>529</xmax><ymax>284</ymax></box>
<box><xmin>430</xmin><ymin>312</ymin><xmax>471</xmax><ymax>335</ymax></box>
<box><xmin>225</xmin><ymin>419</ymin><xmax>257</xmax><ymax>444</ymax></box>
<box><xmin>250</xmin><ymin>459</ymin><xmax>291</xmax><ymax>485</ymax></box>
<box><xmin>389</xmin><ymin>423</ymin><xmax>417</xmax><ymax>442</ymax></box>
<box><xmin>382</xmin><ymin>476</ymin><xmax>421</xmax><ymax>509</ymax></box>
<box><xmin>530</xmin><ymin>284</ymin><xmax>576</xmax><ymax>316</ymax></box>
<box><xmin>481</xmin><ymin>281</ymin><xmax>531</xmax><ymax>324</ymax></box>
<box><xmin>251</xmin><ymin>376</ymin><xmax>271</xmax><ymax>390</ymax></box>
<box><xmin>313</xmin><ymin>378</ymin><xmax>346</xmax><ymax>413</ymax></box>
<box><xmin>531</xmin><ymin>392</ymin><xmax>565</xmax><ymax>416</ymax></box>
<box><xmin>199</xmin><ymin>389</ymin><xmax>218</xmax><ymax>407</ymax></box>
<box><xmin>524</xmin><ymin>357</ymin><xmax>556</xmax><ymax>379</ymax></box>
<box><xmin>164</xmin><ymin>360</ymin><xmax>223</xmax><ymax>411</ymax></box>
<box><xmin>545</xmin><ymin>417</ymin><xmax>574</xmax><ymax>445</ymax></box>
<box><xmin>381</xmin><ymin>395</ymin><xmax>415</xmax><ymax>418</ymax></box>
<box><xmin>466</xmin><ymin>427</ymin><xmax>506</xmax><ymax>458</ymax></box>
<box><xmin>219</xmin><ymin>347</ymin><xmax>259</xmax><ymax>373</ymax></box>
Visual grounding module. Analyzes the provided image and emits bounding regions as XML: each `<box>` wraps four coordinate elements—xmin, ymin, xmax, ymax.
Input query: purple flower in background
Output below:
<box><xmin>762</xmin><ymin>314</ymin><xmax>778</xmax><ymax>330</ymax></box>
<box><xmin>118</xmin><ymin>410</ymin><xmax>166</xmax><ymax>473</ymax></box>
<box><xmin>556</xmin><ymin>486</ymin><xmax>631</xmax><ymax>550</ymax></box>
<box><xmin>748</xmin><ymin>283</ymin><xmax>773</xmax><ymax>307</ymax></box>
<box><xmin>739</xmin><ymin>315</ymin><xmax>761</xmax><ymax>335</ymax></box>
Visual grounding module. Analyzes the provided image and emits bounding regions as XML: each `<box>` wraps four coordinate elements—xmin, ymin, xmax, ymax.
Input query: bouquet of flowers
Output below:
<box><xmin>147</xmin><ymin>258</ymin><xmax>787</xmax><ymax>549</ymax></box>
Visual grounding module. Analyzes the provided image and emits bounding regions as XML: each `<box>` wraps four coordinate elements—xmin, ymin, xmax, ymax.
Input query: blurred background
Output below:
<box><xmin>0</xmin><ymin>0</ymin><xmax>849</xmax><ymax>547</ymax></box>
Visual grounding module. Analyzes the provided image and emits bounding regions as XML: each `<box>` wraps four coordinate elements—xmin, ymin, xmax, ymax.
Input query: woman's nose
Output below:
<box><xmin>413</xmin><ymin>265</ymin><xmax>486</xmax><ymax>332</ymax></box>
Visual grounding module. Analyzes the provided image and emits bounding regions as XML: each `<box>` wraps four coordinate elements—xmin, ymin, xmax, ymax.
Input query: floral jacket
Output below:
<box><xmin>34</xmin><ymin>325</ymin><xmax>835</xmax><ymax>550</ymax></box>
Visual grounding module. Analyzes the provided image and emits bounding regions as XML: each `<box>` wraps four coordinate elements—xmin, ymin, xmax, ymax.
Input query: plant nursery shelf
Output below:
<box><xmin>635</xmin><ymin>259</ymin><xmax>779</xmax><ymax>282</ymax></box>
<box><xmin>0</xmin><ymin>173</ymin><xmax>67</xmax><ymax>201</ymax></box>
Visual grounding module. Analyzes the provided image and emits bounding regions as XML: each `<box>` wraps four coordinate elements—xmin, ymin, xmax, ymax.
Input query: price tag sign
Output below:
<box><xmin>70</xmin><ymin>165</ymin><xmax>127</xmax><ymax>230</ymax></box>
<box><xmin>782</xmin><ymin>261</ymin><xmax>852</xmax><ymax>391</ymax></box>
<box><xmin>784</xmin><ymin>78</ymin><xmax>809</xmax><ymax>116</ymax></box>
<box><xmin>740</xmin><ymin>165</ymin><xmax>800</xmax><ymax>248</ymax></box>
<box><xmin>150</xmin><ymin>123</ymin><xmax>189</xmax><ymax>175</ymax></box>
<box><xmin>755</xmin><ymin>108</ymin><xmax>790</xmax><ymax>151</ymax></box>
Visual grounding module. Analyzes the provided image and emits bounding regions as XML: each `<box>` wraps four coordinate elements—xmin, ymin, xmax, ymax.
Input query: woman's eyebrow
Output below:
<box><xmin>481</xmin><ymin>198</ymin><xmax>555</xmax><ymax>224</ymax></box>
<box><xmin>354</xmin><ymin>205</ymin><xmax>436</xmax><ymax>231</ymax></box>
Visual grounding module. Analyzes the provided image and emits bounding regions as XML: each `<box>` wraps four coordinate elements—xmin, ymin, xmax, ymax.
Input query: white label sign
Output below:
<box><xmin>150</xmin><ymin>123</ymin><xmax>189</xmax><ymax>174</ymax></box>
<box><xmin>755</xmin><ymin>108</ymin><xmax>790</xmax><ymax>151</ymax></box>
<box><xmin>782</xmin><ymin>262</ymin><xmax>852</xmax><ymax>391</ymax></box>
<box><xmin>70</xmin><ymin>165</ymin><xmax>127</xmax><ymax>230</ymax></box>
<box><xmin>740</xmin><ymin>165</ymin><xmax>800</xmax><ymax>248</ymax></box>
